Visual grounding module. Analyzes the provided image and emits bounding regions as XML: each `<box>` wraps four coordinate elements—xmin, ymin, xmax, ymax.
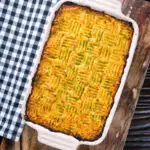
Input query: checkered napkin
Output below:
<box><xmin>0</xmin><ymin>0</ymin><xmax>59</xmax><ymax>141</ymax></box>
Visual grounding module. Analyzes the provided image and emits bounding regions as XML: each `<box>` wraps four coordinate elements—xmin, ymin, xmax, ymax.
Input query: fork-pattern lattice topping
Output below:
<box><xmin>26</xmin><ymin>3</ymin><xmax>133</xmax><ymax>140</ymax></box>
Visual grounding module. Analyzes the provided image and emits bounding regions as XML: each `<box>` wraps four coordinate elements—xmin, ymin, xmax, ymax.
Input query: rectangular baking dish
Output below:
<box><xmin>21</xmin><ymin>0</ymin><xmax>139</xmax><ymax>149</ymax></box>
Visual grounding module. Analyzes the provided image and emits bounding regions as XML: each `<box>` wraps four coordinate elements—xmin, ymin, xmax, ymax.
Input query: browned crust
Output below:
<box><xmin>25</xmin><ymin>2</ymin><xmax>134</xmax><ymax>141</ymax></box>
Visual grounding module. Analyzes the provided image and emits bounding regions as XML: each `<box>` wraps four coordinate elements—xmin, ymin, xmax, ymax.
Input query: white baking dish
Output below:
<box><xmin>21</xmin><ymin>0</ymin><xmax>139</xmax><ymax>149</ymax></box>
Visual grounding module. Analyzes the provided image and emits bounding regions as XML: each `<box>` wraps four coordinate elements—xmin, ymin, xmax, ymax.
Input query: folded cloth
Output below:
<box><xmin>0</xmin><ymin>0</ymin><xmax>59</xmax><ymax>141</ymax></box>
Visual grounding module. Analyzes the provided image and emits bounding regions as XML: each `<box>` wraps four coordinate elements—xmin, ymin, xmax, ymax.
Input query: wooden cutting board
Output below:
<box><xmin>0</xmin><ymin>0</ymin><xmax>150</xmax><ymax>150</ymax></box>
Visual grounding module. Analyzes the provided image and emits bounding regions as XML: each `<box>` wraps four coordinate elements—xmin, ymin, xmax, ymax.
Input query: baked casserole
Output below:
<box><xmin>26</xmin><ymin>2</ymin><xmax>133</xmax><ymax>140</ymax></box>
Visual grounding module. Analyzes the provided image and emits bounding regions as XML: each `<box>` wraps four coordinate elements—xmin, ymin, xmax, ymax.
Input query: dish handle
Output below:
<box><xmin>83</xmin><ymin>0</ymin><xmax>123</xmax><ymax>13</ymax></box>
<box><xmin>37</xmin><ymin>128</ymin><xmax>80</xmax><ymax>150</ymax></box>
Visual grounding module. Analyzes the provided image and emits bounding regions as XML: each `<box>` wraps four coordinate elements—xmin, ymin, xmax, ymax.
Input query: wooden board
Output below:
<box><xmin>124</xmin><ymin>69</ymin><xmax>150</xmax><ymax>150</ymax></box>
<box><xmin>0</xmin><ymin>0</ymin><xmax>150</xmax><ymax>150</ymax></box>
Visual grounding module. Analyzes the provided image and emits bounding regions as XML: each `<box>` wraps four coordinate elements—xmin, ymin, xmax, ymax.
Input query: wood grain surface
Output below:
<box><xmin>0</xmin><ymin>0</ymin><xmax>150</xmax><ymax>150</ymax></box>
<box><xmin>124</xmin><ymin>65</ymin><xmax>150</xmax><ymax>150</ymax></box>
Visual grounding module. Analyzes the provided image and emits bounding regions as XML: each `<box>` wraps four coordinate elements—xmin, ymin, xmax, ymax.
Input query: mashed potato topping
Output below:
<box><xmin>26</xmin><ymin>3</ymin><xmax>133</xmax><ymax>140</ymax></box>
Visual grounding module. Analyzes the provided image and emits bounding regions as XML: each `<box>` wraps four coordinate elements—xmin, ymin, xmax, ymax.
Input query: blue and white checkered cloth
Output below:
<box><xmin>0</xmin><ymin>0</ymin><xmax>59</xmax><ymax>141</ymax></box>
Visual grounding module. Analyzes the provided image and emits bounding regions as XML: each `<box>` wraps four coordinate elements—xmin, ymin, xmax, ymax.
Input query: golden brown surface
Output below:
<box><xmin>26</xmin><ymin>3</ymin><xmax>133</xmax><ymax>140</ymax></box>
